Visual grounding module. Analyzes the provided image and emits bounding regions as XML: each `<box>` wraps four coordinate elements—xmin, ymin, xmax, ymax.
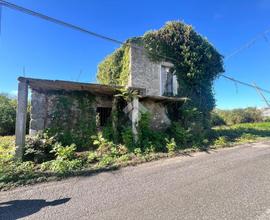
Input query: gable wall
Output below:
<box><xmin>129</xmin><ymin>46</ymin><xmax>161</xmax><ymax>96</ymax></box>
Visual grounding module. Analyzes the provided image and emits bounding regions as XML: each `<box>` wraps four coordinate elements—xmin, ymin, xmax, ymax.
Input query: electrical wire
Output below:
<box><xmin>225</xmin><ymin>29</ymin><xmax>270</xmax><ymax>60</ymax></box>
<box><xmin>1</xmin><ymin>0</ymin><xmax>270</xmax><ymax>95</ymax></box>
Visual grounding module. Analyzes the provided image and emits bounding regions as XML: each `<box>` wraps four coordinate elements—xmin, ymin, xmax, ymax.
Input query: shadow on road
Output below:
<box><xmin>0</xmin><ymin>198</ymin><xmax>70</xmax><ymax>219</ymax></box>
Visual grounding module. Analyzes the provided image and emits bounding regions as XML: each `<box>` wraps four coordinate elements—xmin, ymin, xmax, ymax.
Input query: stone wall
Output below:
<box><xmin>30</xmin><ymin>88</ymin><xmax>171</xmax><ymax>136</ymax></box>
<box><xmin>30</xmin><ymin>89</ymin><xmax>113</xmax><ymax>135</ymax></box>
<box><xmin>129</xmin><ymin>46</ymin><xmax>176</xmax><ymax>96</ymax></box>
<box><xmin>30</xmin><ymin>90</ymin><xmax>47</xmax><ymax>135</ymax></box>
<box><xmin>129</xmin><ymin>46</ymin><xmax>161</xmax><ymax>96</ymax></box>
<box><xmin>140</xmin><ymin>100</ymin><xmax>171</xmax><ymax>130</ymax></box>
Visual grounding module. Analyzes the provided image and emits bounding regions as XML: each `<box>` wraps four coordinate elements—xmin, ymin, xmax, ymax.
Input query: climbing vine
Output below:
<box><xmin>97</xmin><ymin>21</ymin><xmax>224</xmax><ymax>131</ymax></box>
<box><xmin>46</xmin><ymin>91</ymin><xmax>96</xmax><ymax>149</ymax></box>
<box><xmin>97</xmin><ymin>44</ymin><xmax>130</xmax><ymax>86</ymax></box>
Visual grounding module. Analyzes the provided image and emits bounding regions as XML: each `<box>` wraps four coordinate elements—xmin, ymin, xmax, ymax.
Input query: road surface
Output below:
<box><xmin>1</xmin><ymin>141</ymin><xmax>270</xmax><ymax>220</ymax></box>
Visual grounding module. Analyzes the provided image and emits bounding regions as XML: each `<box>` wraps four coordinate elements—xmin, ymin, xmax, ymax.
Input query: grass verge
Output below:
<box><xmin>1</xmin><ymin>122</ymin><xmax>270</xmax><ymax>191</ymax></box>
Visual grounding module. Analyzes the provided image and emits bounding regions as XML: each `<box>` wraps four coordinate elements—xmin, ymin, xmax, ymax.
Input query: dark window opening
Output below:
<box><xmin>165</xmin><ymin>72</ymin><xmax>173</xmax><ymax>96</ymax></box>
<box><xmin>96</xmin><ymin>107</ymin><xmax>112</xmax><ymax>126</ymax></box>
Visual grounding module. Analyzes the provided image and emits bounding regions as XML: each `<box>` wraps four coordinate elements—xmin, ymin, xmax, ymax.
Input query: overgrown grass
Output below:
<box><xmin>0</xmin><ymin>136</ymin><xmax>15</xmax><ymax>161</ymax></box>
<box><xmin>211</xmin><ymin>122</ymin><xmax>270</xmax><ymax>148</ymax></box>
<box><xmin>1</xmin><ymin>122</ymin><xmax>270</xmax><ymax>191</ymax></box>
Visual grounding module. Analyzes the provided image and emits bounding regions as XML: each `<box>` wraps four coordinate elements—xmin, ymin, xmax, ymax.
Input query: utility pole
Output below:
<box><xmin>253</xmin><ymin>82</ymin><xmax>270</xmax><ymax>108</ymax></box>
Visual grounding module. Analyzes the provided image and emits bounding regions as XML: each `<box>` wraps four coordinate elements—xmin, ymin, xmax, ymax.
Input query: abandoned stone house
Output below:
<box><xmin>15</xmin><ymin>46</ymin><xmax>185</xmax><ymax>157</ymax></box>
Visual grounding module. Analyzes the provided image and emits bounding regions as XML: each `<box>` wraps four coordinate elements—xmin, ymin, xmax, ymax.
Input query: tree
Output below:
<box><xmin>0</xmin><ymin>94</ymin><xmax>17</xmax><ymax>136</ymax></box>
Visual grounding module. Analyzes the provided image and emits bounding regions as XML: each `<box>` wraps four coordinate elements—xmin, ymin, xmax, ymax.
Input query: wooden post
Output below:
<box><xmin>131</xmin><ymin>97</ymin><xmax>139</xmax><ymax>143</ymax></box>
<box><xmin>15</xmin><ymin>80</ymin><xmax>28</xmax><ymax>160</ymax></box>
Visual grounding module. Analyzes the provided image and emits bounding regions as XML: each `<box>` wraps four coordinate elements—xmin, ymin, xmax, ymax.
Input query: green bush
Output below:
<box><xmin>92</xmin><ymin>132</ymin><xmax>115</xmax><ymax>155</ymax></box>
<box><xmin>52</xmin><ymin>143</ymin><xmax>76</xmax><ymax>160</ymax></box>
<box><xmin>49</xmin><ymin>159</ymin><xmax>82</xmax><ymax>174</ymax></box>
<box><xmin>98</xmin><ymin>155</ymin><xmax>115</xmax><ymax>167</ymax></box>
<box><xmin>24</xmin><ymin>133</ymin><xmax>56</xmax><ymax>163</ymax></box>
<box><xmin>121</xmin><ymin>127</ymin><xmax>134</xmax><ymax>150</ymax></box>
<box><xmin>213</xmin><ymin>136</ymin><xmax>229</xmax><ymax>147</ymax></box>
<box><xmin>210</xmin><ymin>111</ymin><xmax>226</xmax><ymax>126</ymax></box>
<box><xmin>165</xmin><ymin>138</ymin><xmax>176</xmax><ymax>155</ymax></box>
<box><xmin>138</xmin><ymin>113</ymin><xmax>167</xmax><ymax>151</ymax></box>
<box><xmin>0</xmin><ymin>161</ymin><xmax>36</xmax><ymax>183</ymax></box>
<box><xmin>0</xmin><ymin>94</ymin><xmax>30</xmax><ymax>136</ymax></box>
<box><xmin>237</xmin><ymin>133</ymin><xmax>258</xmax><ymax>143</ymax></box>
<box><xmin>133</xmin><ymin>148</ymin><xmax>142</xmax><ymax>156</ymax></box>
<box><xmin>87</xmin><ymin>151</ymin><xmax>98</xmax><ymax>163</ymax></box>
<box><xmin>40</xmin><ymin>142</ymin><xmax>82</xmax><ymax>174</ymax></box>
<box><xmin>0</xmin><ymin>94</ymin><xmax>16</xmax><ymax>136</ymax></box>
<box><xmin>168</xmin><ymin>122</ymin><xmax>191</xmax><ymax>148</ymax></box>
<box><xmin>0</xmin><ymin>136</ymin><xmax>15</xmax><ymax>162</ymax></box>
<box><xmin>213</xmin><ymin>108</ymin><xmax>263</xmax><ymax>125</ymax></box>
<box><xmin>91</xmin><ymin>132</ymin><xmax>130</xmax><ymax>167</ymax></box>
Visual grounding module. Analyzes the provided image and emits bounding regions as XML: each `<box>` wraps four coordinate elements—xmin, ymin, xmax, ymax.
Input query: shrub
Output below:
<box><xmin>168</xmin><ymin>122</ymin><xmax>191</xmax><ymax>148</ymax></box>
<box><xmin>264</xmin><ymin>117</ymin><xmax>270</xmax><ymax>122</ymax></box>
<box><xmin>0</xmin><ymin>161</ymin><xmax>36</xmax><ymax>183</ymax></box>
<box><xmin>213</xmin><ymin>108</ymin><xmax>263</xmax><ymax>125</ymax></box>
<box><xmin>211</xmin><ymin>111</ymin><xmax>226</xmax><ymax>126</ymax></box>
<box><xmin>213</xmin><ymin>136</ymin><xmax>229</xmax><ymax>147</ymax></box>
<box><xmin>40</xmin><ymin>143</ymin><xmax>82</xmax><ymax>174</ymax></box>
<box><xmin>144</xmin><ymin>145</ymin><xmax>156</xmax><ymax>154</ymax></box>
<box><xmin>121</xmin><ymin>127</ymin><xmax>134</xmax><ymax>150</ymax></box>
<box><xmin>133</xmin><ymin>148</ymin><xmax>142</xmax><ymax>156</ymax></box>
<box><xmin>49</xmin><ymin>159</ymin><xmax>82</xmax><ymax>174</ymax></box>
<box><xmin>116</xmin><ymin>154</ymin><xmax>130</xmax><ymax>163</ymax></box>
<box><xmin>92</xmin><ymin>132</ymin><xmax>115</xmax><ymax>155</ymax></box>
<box><xmin>52</xmin><ymin>143</ymin><xmax>76</xmax><ymax>160</ymax></box>
<box><xmin>138</xmin><ymin>113</ymin><xmax>167</xmax><ymax>151</ymax></box>
<box><xmin>237</xmin><ymin>133</ymin><xmax>258</xmax><ymax>143</ymax></box>
<box><xmin>87</xmin><ymin>151</ymin><xmax>98</xmax><ymax>163</ymax></box>
<box><xmin>91</xmin><ymin>133</ymin><xmax>130</xmax><ymax>167</ymax></box>
<box><xmin>165</xmin><ymin>138</ymin><xmax>176</xmax><ymax>155</ymax></box>
<box><xmin>98</xmin><ymin>155</ymin><xmax>115</xmax><ymax>167</ymax></box>
<box><xmin>0</xmin><ymin>94</ymin><xmax>16</xmax><ymax>136</ymax></box>
<box><xmin>0</xmin><ymin>136</ymin><xmax>15</xmax><ymax>162</ymax></box>
<box><xmin>24</xmin><ymin>133</ymin><xmax>56</xmax><ymax>163</ymax></box>
<box><xmin>0</xmin><ymin>94</ymin><xmax>30</xmax><ymax>136</ymax></box>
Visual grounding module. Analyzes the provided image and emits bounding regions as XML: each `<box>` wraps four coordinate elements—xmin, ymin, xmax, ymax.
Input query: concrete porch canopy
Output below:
<box><xmin>18</xmin><ymin>77</ymin><xmax>128</xmax><ymax>95</ymax></box>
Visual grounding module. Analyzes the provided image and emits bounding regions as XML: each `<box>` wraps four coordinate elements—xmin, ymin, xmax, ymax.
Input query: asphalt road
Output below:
<box><xmin>1</xmin><ymin>141</ymin><xmax>270</xmax><ymax>220</ymax></box>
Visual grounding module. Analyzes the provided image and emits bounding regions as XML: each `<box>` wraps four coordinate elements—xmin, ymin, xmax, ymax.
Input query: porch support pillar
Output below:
<box><xmin>15</xmin><ymin>80</ymin><xmax>28</xmax><ymax>160</ymax></box>
<box><xmin>131</xmin><ymin>96</ymin><xmax>139</xmax><ymax>143</ymax></box>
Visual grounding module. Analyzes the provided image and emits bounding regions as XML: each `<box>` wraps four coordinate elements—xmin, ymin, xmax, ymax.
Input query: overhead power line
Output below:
<box><xmin>1</xmin><ymin>0</ymin><xmax>270</xmax><ymax>96</ymax></box>
<box><xmin>0</xmin><ymin>0</ymin><xmax>175</xmax><ymax>63</ymax></box>
<box><xmin>220</xmin><ymin>75</ymin><xmax>270</xmax><ymax>95</ymax></box>
<box><xmin>225</xmin><ymin>28</ymin><xmax>270</xmax><ymax>60</ymax></box>
<box><xmin>253</xmin><ymin>83</ymin><xmax>270</xmax><ymax>107</ymax></box>
<box><xmin>0</xmin><ymin>0</ymin><xmax>124</xmax><ymax>45</ymax></box>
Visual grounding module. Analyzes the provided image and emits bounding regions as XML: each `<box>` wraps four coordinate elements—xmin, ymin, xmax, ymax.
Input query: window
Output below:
<box><xmin>160</xmin><ymin>66</ymin><xmax>178</xmax><ymax>96</ymax></box>
<box><xmin>96</xmin><ymin>107</ymin><xmax>112</xmax><ymax>126</ymax></box>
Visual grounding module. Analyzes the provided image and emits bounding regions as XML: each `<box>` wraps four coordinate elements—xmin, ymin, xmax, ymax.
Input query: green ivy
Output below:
<box><xmin>97</xmin><ymin>21</ymin><xmax>224</xmax><ymax>131</ymax></box>
<box><xmin>97</xmin><ymin>45</ymin><xmax>130</xmax><ymax>86</ymax></box>
<box><xmin>46</xmin><ymin>91</ymin><xmax>96</xmax><ymax>149</ymax></box>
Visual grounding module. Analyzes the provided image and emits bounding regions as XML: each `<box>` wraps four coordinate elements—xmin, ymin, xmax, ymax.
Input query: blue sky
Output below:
<box><xmin>0</xmin><ymin>0</ymin><xmax>270</xmax><ymax>109</ymax></box>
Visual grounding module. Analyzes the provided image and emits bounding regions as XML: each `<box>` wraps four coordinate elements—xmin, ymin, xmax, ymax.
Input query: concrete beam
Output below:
<box><xmin>15</xmin><ymin>80</ymin><xmax>28</xmax><ymax>160</ymax></box>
